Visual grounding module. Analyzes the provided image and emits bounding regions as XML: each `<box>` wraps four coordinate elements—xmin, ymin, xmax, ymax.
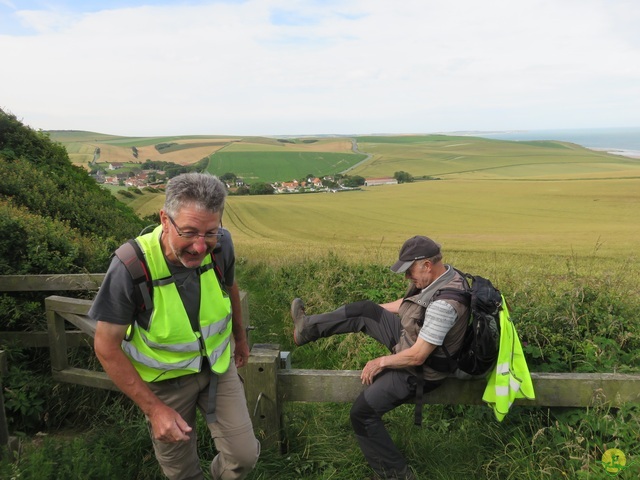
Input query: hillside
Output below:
<box><xmin>0</xmin><ymin>111</ymin><xmax>147</xmax><ymax>274</ymax></box>
<box><xmin>50</xmin><ymin>130</ymin><xmax>640</xmax><ymax>185</ymax></box>
<box><xmin>349</xmin><ymin>135</ymin><xmax>640</xmax><ymax>180</ymax></box>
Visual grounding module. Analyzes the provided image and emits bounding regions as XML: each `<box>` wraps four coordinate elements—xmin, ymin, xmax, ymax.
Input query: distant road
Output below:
<box><xmin>341</xmin><ymin>138</ymin><xmax>372</xmax><ymax>174</ymax></box>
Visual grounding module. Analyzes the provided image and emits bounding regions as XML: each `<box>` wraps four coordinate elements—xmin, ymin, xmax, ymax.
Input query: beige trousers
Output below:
<box><xmin>147</xmin><ymin>362</ymin><xmax>260</xmax><ymax>480</ymax></box>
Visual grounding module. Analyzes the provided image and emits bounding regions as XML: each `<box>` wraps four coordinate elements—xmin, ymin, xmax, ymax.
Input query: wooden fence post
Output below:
<box><xmin>241</xmin><ymin>344</ymin><xmax>282</xmax><ymax>451</ymax></box>
<box><xmin>45</xmin><ymin>297</ymin><xmax>70</xmax><ymax>373</ymax></box>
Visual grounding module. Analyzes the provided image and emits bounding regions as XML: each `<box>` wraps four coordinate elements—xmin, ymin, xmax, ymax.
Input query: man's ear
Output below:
<box><xmin>159</xmin><ymin>210</ymin><xmax>169</xmax><ymax>232</ymax></box>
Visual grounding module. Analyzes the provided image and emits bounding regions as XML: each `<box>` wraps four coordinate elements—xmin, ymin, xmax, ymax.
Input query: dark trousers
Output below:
<box><xmin>303</xmin><ymin>300</ymin><xmax>441</xmax><ymax>478</ymax></box>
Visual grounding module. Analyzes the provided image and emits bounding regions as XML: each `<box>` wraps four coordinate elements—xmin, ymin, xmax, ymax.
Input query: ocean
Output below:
<box><xmin>471</xmin><ymin>127</ymin><xmax>640</xmax><ymax>158</ymax></box>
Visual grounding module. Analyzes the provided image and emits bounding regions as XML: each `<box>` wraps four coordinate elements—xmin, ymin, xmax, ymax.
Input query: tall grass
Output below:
<box><xmin>232</xmin><ymin>251</ymin><xmax>639</xmax><ymax>479</ymax></box>
<box><xmin>2</xmin><ymin>251</ymin><xmax>638</xmax><ymax>478</ymax></box>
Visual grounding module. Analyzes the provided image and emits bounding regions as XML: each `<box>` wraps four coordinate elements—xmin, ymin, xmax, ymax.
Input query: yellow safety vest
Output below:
<box><xmin>482</xmin><ymin>296</ymin><xmax>535</xmax><ymax>421</ymax></box>
<box><xmin>121</xmin><ymin>226</ymin><xmax>232</xmax><ymax>382</ymax></box>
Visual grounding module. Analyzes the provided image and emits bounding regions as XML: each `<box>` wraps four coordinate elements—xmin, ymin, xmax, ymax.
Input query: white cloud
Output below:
<box><xmin>1</xmin><ymin>0</ymin><xmax>639</xmax><ymax>135</ymax></box>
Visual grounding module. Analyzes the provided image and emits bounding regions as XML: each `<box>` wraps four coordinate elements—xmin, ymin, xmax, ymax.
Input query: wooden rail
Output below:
<box><xmin>244</xmin><ymin>344</ymin><xmax>640</xmax><ymax>450</ymax></box>
<box><xmin>0</xmin><ymin>274</ymin><xmax>103</xmax><ymax>348</ymax></box>
<box><xmin>0</xmin><ymin>273</ymin><xmax>104</xmax><ymax>292</ymax></box>
<box><xmin>0</xmin><ymin>274</ymin><xmax>106</xmax><ymax>457</ymax></box>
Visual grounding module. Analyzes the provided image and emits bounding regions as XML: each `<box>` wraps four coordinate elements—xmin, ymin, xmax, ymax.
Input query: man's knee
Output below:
<box><xmin>350</xmin><ymin>393</ymin><xmax>378</xmax><ymax>436</ymax></box>
<box><xmin>234</xmin><ymin>438</ymin><xmax>260</xmax><ymax>471</ymax></box>
<box><xmin>210</xmin><ymin>437</ymin><xmax>260</xmax><ymax>480</ymax></box>
<box><xmin>345</xmin><ymin>300</ymin><xmax>384</xmax><ymax>320</ymax></box>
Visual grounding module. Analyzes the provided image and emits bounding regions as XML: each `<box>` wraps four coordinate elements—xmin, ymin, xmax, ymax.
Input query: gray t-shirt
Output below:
<box><xmin>418</xmin><ymin>300</ymin><xmax>458</xmax><ymax>346</ymax></box>
<box><xmin>88</xmin><ymin>227</ymin><xmax>236</xmax><ymax>327</ymax></box>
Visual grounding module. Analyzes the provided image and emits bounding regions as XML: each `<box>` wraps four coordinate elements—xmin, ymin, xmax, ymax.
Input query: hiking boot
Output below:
<box><xmin>290</xmin><ymin>298</ymin><xmax>311</xmax><ymax>346</ymax></box>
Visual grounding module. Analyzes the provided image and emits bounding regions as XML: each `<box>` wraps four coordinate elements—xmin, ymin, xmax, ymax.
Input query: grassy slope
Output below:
<box><xmin>351</xmin><ymin>135</ymin><xmax>640</xmax><ymax>180</ymax></box>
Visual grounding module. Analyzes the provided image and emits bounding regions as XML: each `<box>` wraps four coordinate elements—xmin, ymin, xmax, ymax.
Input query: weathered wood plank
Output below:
<box><xmin>44</xmin><ymin>296</ymin><xmax>93</xmax><ymax>315</ymax></box>
<box><xmin>51</xmin><ymin>367</ymin><xmax>118</xmax><ymax>391</ymax></box>
<box><xmin>278</xmin><ymin>369</ymin><xmax>640</xmax><ymax>407</ymax></box>
<box><xmin>56</xmin><ymin>312</ymin><xmax>97</xmax><ymax>337</ymax></box>
<box><xmin>0</xmin><ymin>331</ymin><xmax>92</xmax><ymax>348</ymax></box>
<box><xmin>0</xmin><ymin>274</ymin><xmax>104</xmax><ymax>292</ymax></box>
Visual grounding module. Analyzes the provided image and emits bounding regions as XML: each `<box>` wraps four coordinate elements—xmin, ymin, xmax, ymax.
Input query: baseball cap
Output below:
<box><xmin>390</xmin><ymin>235</ymin><xmax>441</xmax><ymax>273</ymax></box>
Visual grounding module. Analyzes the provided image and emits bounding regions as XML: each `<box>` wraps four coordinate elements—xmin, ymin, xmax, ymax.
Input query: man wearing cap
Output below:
<box><xmin>290</xmin><ymin>236</ymin><xmax>470</xmax><ymax>480</ymax></box>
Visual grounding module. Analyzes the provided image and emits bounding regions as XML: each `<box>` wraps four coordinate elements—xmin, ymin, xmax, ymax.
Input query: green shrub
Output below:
<box><xmin>118</xmin><ymin>190</ymin><xmax>134</xmax><ymax>198</ymax></box>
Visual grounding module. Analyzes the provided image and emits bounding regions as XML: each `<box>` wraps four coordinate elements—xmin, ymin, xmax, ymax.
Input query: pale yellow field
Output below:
<box><xmin>221</xmin><ymin>178</ymin><xmax>640</xmax><ymax>264</ymax></box>
<box><xmin>109</xmin><ymin>178</ymin><xmax>639</xmax><ymax>268</ymax></box>
<box><xmin>134</xmin><ymin>143</ymin><xmax>228</xmax><ymax>165</ymax></box>
<box><xmin>65</xmin><ymin>137</ymin><xmax>239</xmax><ymax>167</ymax></box>
<box><xmin>222</xmin><ymin>138</ymin><xmax>354</xmax><ymax>153</ymax></box>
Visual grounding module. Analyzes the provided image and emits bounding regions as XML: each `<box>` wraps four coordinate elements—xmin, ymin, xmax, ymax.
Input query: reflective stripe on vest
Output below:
<box><xmin>121</xmin><ymin>225</ymin><xmax>232</xmax><ymax>382</ymax></box>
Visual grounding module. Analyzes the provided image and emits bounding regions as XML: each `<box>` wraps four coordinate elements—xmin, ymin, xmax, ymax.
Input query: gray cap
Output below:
<box><xmin>390</xmin><ymin>235</ymin><xmax>441</xmax><ymax>273</ymax></box>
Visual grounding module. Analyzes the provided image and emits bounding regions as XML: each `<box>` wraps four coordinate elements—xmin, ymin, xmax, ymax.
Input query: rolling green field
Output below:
<box><xmin>351</xmin><ymin>135</ymin><xmax>640</xmax><ymax>180</ymax></box>
<box><xmin>206</xmin><ymin>150</ymin><xmax>366</xmax><ymax>182</ymax></box>
<box><xmin>120</xmin><ymin>133</ymin><xmax>640</xmax><ymax>269</ymax></box>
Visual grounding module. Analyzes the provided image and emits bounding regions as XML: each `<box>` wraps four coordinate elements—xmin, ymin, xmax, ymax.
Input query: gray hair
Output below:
<box><xmin>163</xmin><ymin>173</ymin><xmax>227</xmax><ymax>217</ymax></box>
<box><xmin>427</xmin><ymin>252</ymin><xmax>443</xmax><ymax>264</ymax></box>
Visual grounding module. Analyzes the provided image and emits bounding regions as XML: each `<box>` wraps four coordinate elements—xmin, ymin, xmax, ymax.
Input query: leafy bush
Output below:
<box><xmin>118</xmin><ymin>190</ymin><xmax>134</xmax><ymax>198</ymax></box>
<box><xmin>0</xmin><ymin>111</ymin><xmax>146</xmax><ymax>241</ymax></box>
<box><xmin>0</xmin><ymin>201</ymin><xmax>116</xmax><ymax>275</ymax></box>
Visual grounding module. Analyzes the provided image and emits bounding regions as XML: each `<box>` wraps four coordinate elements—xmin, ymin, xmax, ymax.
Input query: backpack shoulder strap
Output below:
<box><xmin>194</xmin><ymin>245</ymin><xmax>225</xmax><ymax>286</ymax></box>
<box><xmin>114</xmin><ymin>239</ymin><xmax>154</xmax><ymax>327</ymax></box>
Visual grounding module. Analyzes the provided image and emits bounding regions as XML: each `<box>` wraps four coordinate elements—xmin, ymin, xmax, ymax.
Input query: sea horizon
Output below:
<box><xmin>470</xmin><ymin>127</ymin><xmax>640</xmax><ymax>159</ymax></box>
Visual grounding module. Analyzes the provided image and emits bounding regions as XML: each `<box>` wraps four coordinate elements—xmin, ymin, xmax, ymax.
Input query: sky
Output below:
<box><xmin>1</xmin><ymin>0</ymin><xmax>639</xmax><ymax>136</ymax></box>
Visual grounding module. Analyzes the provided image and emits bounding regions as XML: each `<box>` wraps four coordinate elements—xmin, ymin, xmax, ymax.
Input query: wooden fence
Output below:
<box><xmin>2</xmin><ymin>274</ymin><xmax>640</xmax><ymax>452</ymax></box>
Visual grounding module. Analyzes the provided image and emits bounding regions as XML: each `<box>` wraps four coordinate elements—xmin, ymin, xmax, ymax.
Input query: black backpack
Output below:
<box><xmin>414</xmin><ymin>270</ymin><xmax>503</xmax><ymax>425</ymax></box>
<box><xmin>433</xmin><ymin>270</ymin><xmax>502</xmax><ymax>378</ymax></box>
<box><xmin>114</xmin><ymin>238</ymin><xmax>225</xmax><ymax>331</ymax></box>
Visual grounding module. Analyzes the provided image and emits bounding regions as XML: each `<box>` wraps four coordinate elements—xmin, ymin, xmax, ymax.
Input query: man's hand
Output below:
<box><xmin>234</xmin><ymin>337</ymin><xmax>250</xmax><ymax>368</ymax></box>
<box><xmin>361</xmin><ymin>357</ymin><xmax>385</xmax><ymax>385</ymax></box>
<box><xmin>147</xmin><ymin>403</ymin><xmax>193</xmax><ymax>443</ymax></box>
<box><xmin>94</xmin><ymin>321</ymin><xmax>191</xmax><ymax>443</ymax></box>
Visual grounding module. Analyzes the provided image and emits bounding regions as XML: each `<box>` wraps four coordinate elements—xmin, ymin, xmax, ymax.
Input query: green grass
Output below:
<box><xmin>5</xmin><ymin>251</ymin><xmax>638</xmax><ymax>479</ymax></box>
<box><xmin>206</xmin><ymin>151</ymin><xmax>366</xmax><ymax>183</ymax></box>
<box><xmin>232</xmin><ymin>252</ymin><xmax>640</xmax><ymax>479</ymax></box>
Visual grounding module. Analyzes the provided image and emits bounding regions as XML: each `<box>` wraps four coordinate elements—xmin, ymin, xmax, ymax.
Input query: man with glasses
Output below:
<box><xmin>91</xmin><ymin>173</ymin><xmax>259</xmax><ymax>480</ymax></box>
<box><xmin>290</xmin><ymin>236</ymin><xmax>470</xmax><ymax>480</ymax></box>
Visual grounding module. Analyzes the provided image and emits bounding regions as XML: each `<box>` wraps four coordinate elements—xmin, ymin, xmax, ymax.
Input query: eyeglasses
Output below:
<box><xmin>167</xmin><ymin>215</ymin><xmax>224</xmax><ymax>240</ymax></box>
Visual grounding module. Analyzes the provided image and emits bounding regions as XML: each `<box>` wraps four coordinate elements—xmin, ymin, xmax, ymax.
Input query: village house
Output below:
<box><xmin>310</xmin><ymin>177</ymin><xmax>323</xmax><ymax>188</ymax></box>
<box><xmin>277</xmin><ymin>180</ymin><xmax>300</xmax><ymax>193</ymax></box>
<box><xmin>364</xmin><ymin>177</ymin><xmax>398</xmax><ymax>186</ymax></box>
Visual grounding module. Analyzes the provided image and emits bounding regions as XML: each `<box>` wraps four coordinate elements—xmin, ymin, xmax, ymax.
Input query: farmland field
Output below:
<box><xmin>120</xmin><ymin>134</ymin><xmax>640</xmax><ymax>268</ymax></box>
<box><xmin>225</xmin><ymin>178</ymin><xmax>639</xmax><ymax>262</ymax></box>
<box><xmin>49</xmin><ymin>130</ymin><xmax>243</xmax><ymax>167</ymax></box>
<box><xmin>350</xmin><ymin>135</ymin><xmax>640</xmax><ymax>180</ymax></box>
<box><xmin>206</xmin><ymin>150</ymin><xmax>366</xmax><ymax>182</ymax></box>
<box><xmin>132</xmin><ymin>174</ymin><xmax>640</xmax><ymax>279</ymax></box>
